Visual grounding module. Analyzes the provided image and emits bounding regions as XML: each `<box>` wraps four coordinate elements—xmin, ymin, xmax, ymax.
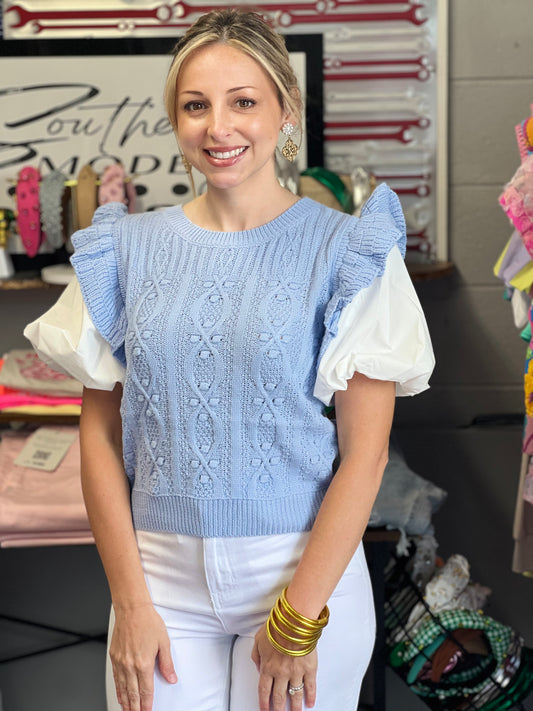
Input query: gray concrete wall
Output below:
<box><xmin>394</xmin><ymin>0</ymin><xmax>533</xmax><ymax>690</ymax></box>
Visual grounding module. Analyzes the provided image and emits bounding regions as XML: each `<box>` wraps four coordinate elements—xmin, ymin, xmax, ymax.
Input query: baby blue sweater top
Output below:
<box><xmin>70</xmin><ymin>183</ymin><xmax>406</xmax><ymax>537</ymax></box>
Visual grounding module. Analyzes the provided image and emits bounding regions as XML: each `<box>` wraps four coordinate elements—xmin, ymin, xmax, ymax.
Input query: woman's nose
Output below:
<box><xmin>208</xmin><ymin>105</ymin><xmax>233</xmax><ymax>139</ymax></box>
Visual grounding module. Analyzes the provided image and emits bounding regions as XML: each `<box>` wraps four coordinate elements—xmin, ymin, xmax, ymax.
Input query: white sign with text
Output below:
<box><xmin>1</xmin><ymin>52</ymin><xmax>306</xmax><ymax>216</ymax></box>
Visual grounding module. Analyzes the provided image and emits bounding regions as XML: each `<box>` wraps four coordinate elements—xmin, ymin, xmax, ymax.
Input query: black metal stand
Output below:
<box><xmin>363</xmin><ymin>528</ymin><xmax>401</xmax><ymax>711</ymax></box>
<box><xmin>0</xmin><ymin>612</ymin><xmax>107</xmax><ymax>663</ymax></box>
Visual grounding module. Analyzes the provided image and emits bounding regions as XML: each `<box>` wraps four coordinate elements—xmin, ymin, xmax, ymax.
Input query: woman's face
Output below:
<box><xmin>176</xmin><ymin>43</ymin><xmax>291</xmax><ymax>193</ymax></box>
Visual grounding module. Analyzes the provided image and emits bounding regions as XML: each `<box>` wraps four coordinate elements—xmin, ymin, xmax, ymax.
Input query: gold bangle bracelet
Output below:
<box><xmin>272</xmin><ymin>602</ymin><xmax>321</xmax><ymax>640</ymax></box>
<box><xmin>264</xmin><ymin>587</ymin><xmax>330</xmax><ymax>658</ymax></box>
<box><xmin>280</xmin><ymin>588</ymin><xmax>329</xmax><ymax>628</ymax></box>
<box><xmin>269</xmin><ymin>609</ymin><xmax>321</xmax><ymax>646</ymax></box>
<box><xmin>274</xmin><ymin>599</ymin><xmax>317</xmax><ymax>635</ymax></box>
<box><xmin>279</xmin><ymin>588</ymin><xmax>330</xmax><ymax>628</ymax></box>
<box><xmin>266</xmin><ymin>617</ymin><xmax>318</xmax><ymax>657</ymax></box>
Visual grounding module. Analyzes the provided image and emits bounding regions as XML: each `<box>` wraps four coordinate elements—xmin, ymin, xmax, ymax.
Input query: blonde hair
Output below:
<box><xmin>163</xmin><ymin>8</ymin><xmax>303</xmax><ymax>134</ymax></box>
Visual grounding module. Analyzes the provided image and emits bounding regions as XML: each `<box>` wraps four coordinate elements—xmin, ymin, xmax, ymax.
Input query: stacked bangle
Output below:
<box><xmin>266</xmin><ymin>587</ymin><xmax>329</xmax><ymax>657</ymax></box>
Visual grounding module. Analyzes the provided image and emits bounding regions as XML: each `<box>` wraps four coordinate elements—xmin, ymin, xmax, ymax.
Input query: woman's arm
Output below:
<box><xmin>252</xmin><ymin>372</ymin><xmax>395</xmax><ymax>711</ymax></box>
<box><xmin>80</xmin><ymin>385</ymin><xmax>177</xmax><ymax>711</ymax></box>
<box><xmin>285</xmin><ymin>372</ymin><xmax>395</xmax><ymax>616</ymax></box>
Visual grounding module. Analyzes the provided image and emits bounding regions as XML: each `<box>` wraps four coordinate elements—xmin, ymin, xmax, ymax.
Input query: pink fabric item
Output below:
<box><xmin>499</xmin><ymin>155</ymin><xmax>533</xmax><ymax>258</ymax></box>
<box><xmin>0</xmin><ymin>394</ymin><xmax>81</xmax><ymax>409</ymax></box>
<box><xmin>0</xmin><ymin>392</ymin><xmax>82</xmax><ymax>409</ymax></box>
<box><xmin>98</xmin><ymin>163</ymin><xmax>127</xmax><ymax>205</ymax></box>
<box><xmin>522</xmin><ymin>416</ymin><xmax>533</xmax><ymax>455</ymax></box>
<box><xmin>0</xmin><ymin>428</ymin><xmax>91</xmax><ymax>545</ymax></box>
<box><xmin>0</xmin><ymin>350</ymin><xmax>83</xmax><ymax>397</ymax></box>
<box><xmin>0</xmin><ymin>357</ymin><xmax>81</xmax><ymax>410</ymax></box>
<box><xmin>16</xmin><ymin>166</ymin><xmax>43</xmax><ymax>257</ymax></box>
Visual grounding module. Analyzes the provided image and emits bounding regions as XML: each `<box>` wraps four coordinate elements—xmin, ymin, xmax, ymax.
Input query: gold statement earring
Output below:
<box><xmin>181</xmin><ymin>153</ymin><xmax>192</xmax><ymax>174</ymax></box>
<box><xmin>281</xmin><ymin>123</ymin><xmax>299</xmax><ymax>162</ymax></box>
<box><xmin>180</xmin><ymin>152</ymin><xmax>197</xmax><ymax>198</ymax></box>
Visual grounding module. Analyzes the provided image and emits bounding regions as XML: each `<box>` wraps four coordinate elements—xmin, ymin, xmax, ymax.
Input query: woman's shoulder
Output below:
<box><xmin>295</xmin><ymin>197</ymin><xmax>355</xmax><ymax>251</ymax></box>
<box><xmin>71</xmin><ymin>203</ymin><xmax>177</xmax><ymax>252</ymax></box>
<box><xmin>113</xmin><ymin>205</ymin><xmax>177</xmax><ymax>233</ymax></box>
<box><xmin>298</xmin><ymin>195</ymin><xmax>352</xmax><ymax>223</ymax></box>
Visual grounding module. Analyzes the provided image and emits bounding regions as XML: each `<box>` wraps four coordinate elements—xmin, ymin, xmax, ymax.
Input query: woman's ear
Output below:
<box><xmin>283</xmin><ymin>86</ymin><xmax>302</xmax><ymax>128</ymax></box>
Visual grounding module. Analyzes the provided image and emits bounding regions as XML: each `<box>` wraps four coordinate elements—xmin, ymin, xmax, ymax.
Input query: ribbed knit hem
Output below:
<box><xmin>131</xmin><ymin>488</ymin><xmax>327</xmax><ymax>537</ymax></box>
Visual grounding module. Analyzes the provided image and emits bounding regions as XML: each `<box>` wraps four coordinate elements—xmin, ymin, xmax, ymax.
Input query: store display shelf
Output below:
<box><xmin>0</xmin><ymin>412</ymin><xmax>79</xmax><ymax>425</ymax></box>
<box><xmin>0</xmin><ymin>273</ymin><xmax>60</xmax><ymax>290</ymax></box>
<box><xmin>408</xmin><ymin>260</ymin><xmax>454</xmax><ymax>281</ymax></box>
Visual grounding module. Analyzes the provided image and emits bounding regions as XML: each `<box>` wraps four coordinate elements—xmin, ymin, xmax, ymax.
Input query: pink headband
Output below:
<box><xmin>15</xmin><ymin>166</ymin><xmax>43</xmax><ymax>258</ymax></box>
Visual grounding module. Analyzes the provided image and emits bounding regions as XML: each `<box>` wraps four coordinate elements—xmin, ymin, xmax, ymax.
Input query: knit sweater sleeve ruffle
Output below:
<box><xmin>314</xmin><ymin>184</ymin><xmax>434</xmax><ymax>405</ymax></box>
<box><xmin>320</xmin><ymin>183</ymin><xmax>406</xmax><ymax>360</ymax></box>
<box><xmin>69</xmin><ymin>202</ymin><xmax>129</xmax><ymax>367</ymax></box>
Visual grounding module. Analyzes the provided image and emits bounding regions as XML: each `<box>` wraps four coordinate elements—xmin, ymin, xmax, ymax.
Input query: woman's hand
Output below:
<box><xmin>110</xmin><ymin>603</ymin><xmax>177</xmax><ymax>711</ymax></box>
<box><xmin>251</xmin><ymin>622</ymin><xmax>318</xmax><ymax>711</ymax></box>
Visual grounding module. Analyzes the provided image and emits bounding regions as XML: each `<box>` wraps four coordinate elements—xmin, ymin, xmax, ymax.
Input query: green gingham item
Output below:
<box><xmin>393</xmin><ymin>608</ymin><xmax>512</xmax><ymax>666</ymax></box>
<box><xmin>390</xmin><ymin>608</ymin><xmax>516</xmax><ymax>700</ymax></box>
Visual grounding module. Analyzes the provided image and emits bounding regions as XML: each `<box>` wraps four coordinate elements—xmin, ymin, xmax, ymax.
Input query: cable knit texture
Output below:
<box><xmin>70</xmin><ymin>183</ymin><xmax>405</xmax><ymax>537</ymax></box>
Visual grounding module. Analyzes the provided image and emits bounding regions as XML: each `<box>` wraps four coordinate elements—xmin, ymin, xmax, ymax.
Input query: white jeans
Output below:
<box><xmin>106</xmin><ymin>531</ymin><xmax>376</xmax><ymax>711</ymax></box>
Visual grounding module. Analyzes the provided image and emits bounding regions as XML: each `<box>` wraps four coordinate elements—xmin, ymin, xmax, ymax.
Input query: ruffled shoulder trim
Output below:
<box><xmin>320</xmin><ymin>184</ymin><xmax>406</xmax><ymax>362</ymax></box>
<box><xmin>70</xmin><ymin>202</ymin><xmax>129</xmax><ymax>365</ymax></box>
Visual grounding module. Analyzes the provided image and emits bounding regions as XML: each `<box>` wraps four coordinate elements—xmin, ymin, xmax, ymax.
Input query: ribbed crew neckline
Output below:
<box><xmin>162</xmin><ymin>197</ymin><xmax>314</xmax><ymax>246</ymax></box>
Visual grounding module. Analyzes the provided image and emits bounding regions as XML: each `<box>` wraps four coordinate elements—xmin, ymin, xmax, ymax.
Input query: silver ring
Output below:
<box><xmin>288</xmin><ymin>682</ymin><xmax>304</xmax><ymax>695</ymax></box>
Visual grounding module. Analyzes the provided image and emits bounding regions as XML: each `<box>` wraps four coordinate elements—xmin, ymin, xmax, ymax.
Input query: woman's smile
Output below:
<box><xmin>204</xmin><ymin>145</ymin><xmax>249</xmax><ymax>164</ymax></box>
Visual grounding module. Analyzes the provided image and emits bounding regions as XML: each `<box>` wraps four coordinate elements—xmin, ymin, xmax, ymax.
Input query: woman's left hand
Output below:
<box><xmin>251</xmin><ymin>622</ymin><xmax>318</xmax><ymax>711</ymax></box>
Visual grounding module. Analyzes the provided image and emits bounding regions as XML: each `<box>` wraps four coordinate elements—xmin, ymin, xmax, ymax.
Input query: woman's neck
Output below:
<box><xmin>183</xmin><ymin>179</ymin><xmax>299</xmax><ymax>232</ymax></box>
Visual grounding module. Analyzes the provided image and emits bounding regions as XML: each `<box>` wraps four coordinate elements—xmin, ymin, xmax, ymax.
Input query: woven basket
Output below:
<box><xmin>298</xmin><ymin>174</ymin><xmax>353</xmax><ymax>211</ymax></box>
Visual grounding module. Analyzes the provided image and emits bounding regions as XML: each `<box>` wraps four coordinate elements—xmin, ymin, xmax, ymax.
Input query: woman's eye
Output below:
<box><xmin>236</xmin><ymin>99</ymin><xmax>255</xmax><ymax>109</ymax></box>
<box><xmin>184</xmin><ymin>101</ymin><xmax>205</xmax><ymax>112</ymax></box>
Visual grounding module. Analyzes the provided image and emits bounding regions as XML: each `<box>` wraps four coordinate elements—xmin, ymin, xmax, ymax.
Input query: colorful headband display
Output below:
<box><xmin>8</xmin><ymin>165</ymin><xmax>137</xmax><ymax>257</ymax></box>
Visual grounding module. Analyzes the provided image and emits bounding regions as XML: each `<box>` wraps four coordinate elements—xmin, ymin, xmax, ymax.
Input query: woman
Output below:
<box><xmin>25</xmin><ymin>8</ymin><xmax>434</xmax><ymax>711</ymax></box>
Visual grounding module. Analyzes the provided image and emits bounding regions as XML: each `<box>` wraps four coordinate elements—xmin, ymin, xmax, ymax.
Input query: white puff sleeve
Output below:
<box><xmin>24</xmin><ymin>276</ymin><xmax>126</xmax><ymax>391</ymax></box>
<box><xmin>314</xmin><ymin>244</ymin><xmax>435</xmax><ymax>406</ymax></box>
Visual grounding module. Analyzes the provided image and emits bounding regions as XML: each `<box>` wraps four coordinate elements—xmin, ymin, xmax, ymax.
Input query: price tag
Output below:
<box><xmin>14</xmin><ymin>428</ymin><xmax>77</xmax><ymax>472</ymax></box>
